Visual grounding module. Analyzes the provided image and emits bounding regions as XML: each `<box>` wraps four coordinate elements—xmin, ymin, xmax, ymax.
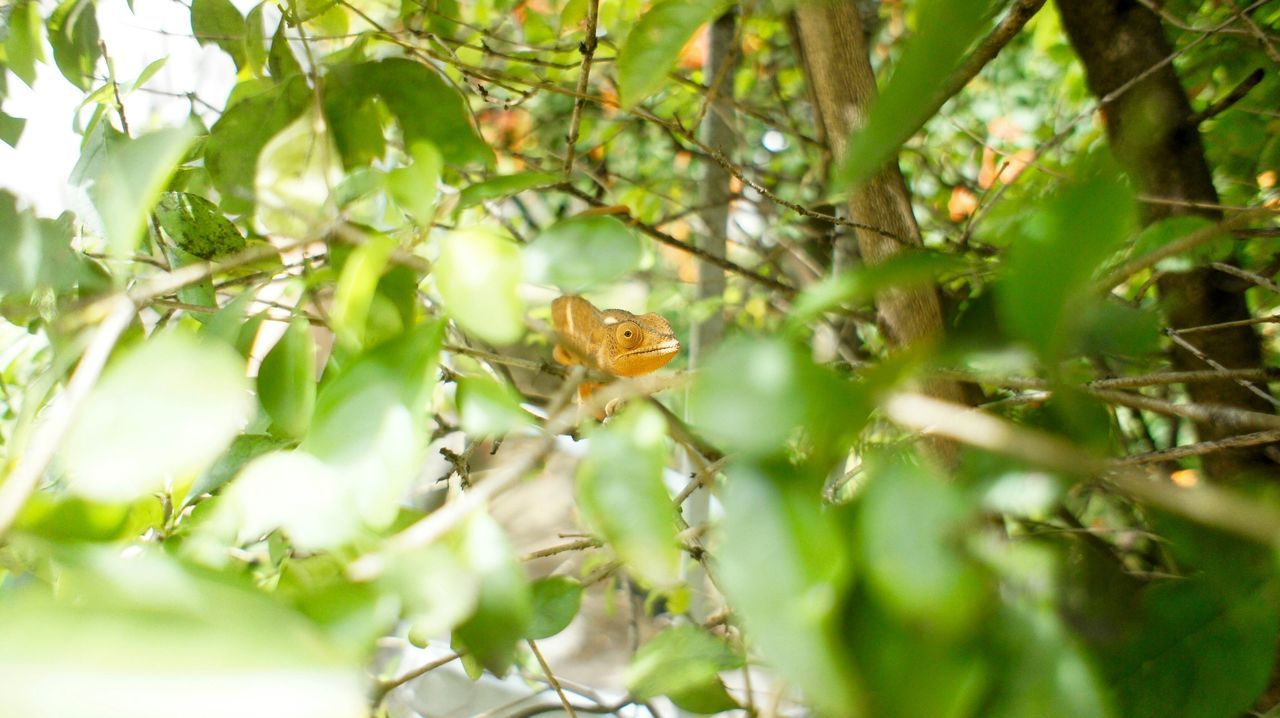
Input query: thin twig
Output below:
<box><xmin>562</xmin><ymin>0</ymin><xmax>600</xmax><ymax>176</ymax></box>
<box><xmin>371</xmin><ymin>651</ymin><xmax>462</xmax><ymax>704</ymax></box>
<box><xmin>1115</xmin><ymin>429</ymin><xmax>1280</xmax><ymax>465</ymax></box>
<box><xmin>527</xmin><ymin>640</ymin><xmax>578</xmax><ymax>718</ymax></box>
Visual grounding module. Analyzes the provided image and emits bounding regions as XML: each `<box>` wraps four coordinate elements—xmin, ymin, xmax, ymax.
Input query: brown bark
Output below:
<box><xmin>792</xmin><ymin>1</ymin><xmax>970</xmax><ymax>446</ymax></box>
<box><xmin>1056</xmin><ymin>0</ymin><xmax>1279</xmax><ymax>482</ymax></box>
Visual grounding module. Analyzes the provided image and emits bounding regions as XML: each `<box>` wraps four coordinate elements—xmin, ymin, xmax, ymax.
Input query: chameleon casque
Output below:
<box><xmin>550</xmin><ymin>295</ymin><xmax>680</xmax><ymax>408</ymax></box>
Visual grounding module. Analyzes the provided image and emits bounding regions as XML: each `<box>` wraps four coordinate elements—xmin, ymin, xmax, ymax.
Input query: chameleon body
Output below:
<box><xmin>551</xmin><ymin>295</ymin><xmax>680</xmax><ymax>379</ymax></box>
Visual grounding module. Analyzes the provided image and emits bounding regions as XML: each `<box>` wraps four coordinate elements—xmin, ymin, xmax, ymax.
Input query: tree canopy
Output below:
<box><xmin>2</xmin><ymin>0</ymin><xmax>1280</xmax><ymax>716</ymax></box>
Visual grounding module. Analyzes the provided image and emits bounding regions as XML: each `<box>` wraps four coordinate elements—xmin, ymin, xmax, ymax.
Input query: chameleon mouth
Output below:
<box><xmin>629</xmin><ymin>339</ymin><xmax>680</xmax><ymax>356</ymax></box>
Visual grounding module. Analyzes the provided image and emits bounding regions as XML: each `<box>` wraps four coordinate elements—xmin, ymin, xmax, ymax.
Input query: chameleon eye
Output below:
<box><xmin>616</xmin><ymin>321</ymin><xmax>643</xmax><ymax>350</ymax></box>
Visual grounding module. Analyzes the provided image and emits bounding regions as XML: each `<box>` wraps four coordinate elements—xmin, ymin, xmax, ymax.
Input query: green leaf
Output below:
<box><xmin>0</xmin><ymin>549</ymin><xmax>365</xmax><ymax>718</ymax></box>
<box><xmin>269</xmin><ymin>17</ymin><xmax>305</xmax><ymax>79</ymax></box>
<box><xmin>380</xmin><ymin>544</ymin><xmax>480</xmax><ymax>639</ymax></box>
<box><xmin>205</xmin><ymin>77</ymin><xmax>310</xmax><ymax>214</ymax></box>
<box><xmin>322</xmin><ymin>58</ymin><xmax>492</xmax><ymax>168</ymax></box>
<box><xmin>848</xmin><ymin>597</ymin><xmax>990</xmax><ymax>718</ymax></box>
<box><xmin>616</xmin><ymin>0</ymin><xmax>733</xmax><ymax>108</ymax></box>
<box><xmin>451</xmin><ymin>512</ymin><xmax>532</xmax><ymax>676</ymax></box>
<box><xmin>1092</xmin><ymin>520</ymin><xmax>1280</xmax><ymax>718</ymax></box>
<box><xmin>980</xmin><ymin>601</ymin><xmax>1112</xmax><ymax>718</ymax></box>
<box><xmin>458</xmin><ymin>374</ymin><xmax>532</xmax><ymax>436</ymax></box>
<box><xmin>130</xmin><ymin>56</ymin><xmax>167</xmax><ymax>90</ymax></box>
<box><xmin>717</xmin><ymin>462</ymin><xmax>863</xmax><ymax>717</ymax></box>
<box><xmin>191</xmin><ymin>0</ymin><xmax>246</xmax><ymax>67</ymax></box>
<box><xmin>221</xmin><ymin>449</ymin><xmax>363</xmax><ymax>549</ymax></box>
<box><xmin>59</xmin><ymin>331</ymin><xmax>254</xmax><ymax>502</ymax></box>
<box><xmin>47</xmin><ymin>0</ymin><xmax>100</xmax><ymax>91</ymax></box>
<box><xmin>4</xmin><ymin>0</ymin><xmax>43</xmax><ymax>87</ymax></box>
<box><xmin>787</xmin><ymin>251</ymin><xmax>965</xmax><ymax>329</ymax></box>
<box><xmin>576</xmin><ymin>403</ymin><xmax>680</xmax><ymax>588</ymax></box>
<box><xmin>254</xmin><ymin>113</ymin><xmax>342</xmax><ymax>238</ymax></box>
<box><xmin>0</xmin><ymin>191</ymin><xmax>80</xmax><ymax>297</ymax></box>
<box><xmin>525</xmin><ymin>214</ymin><xmax>643</xmax><ymax>291</ymax></box>
<box><xmin>330</xmin><ymin>231</ymin><xmax>395</xmax><ymax>349</ymax></box>
<box><xmin>835</xmin><ymin>0</ymin><xmax>997</xmax><ymax>188</ymax></box>
<box><xmin>995</xmin><ymin>169</ymin><xmax>1136</xmax><ymax>359</ymax></box>
<box><xmin>154</xmin><ymin>191</ymin><xmax>247</xmax><ymax>259</ymax></box>
<box><xmin>434</xmin><ymin>226</ymin><xmax>525</xmax><ymax>344</ymax></box>
<box><xmin>245</xmin><ymin>2</ymin><xmax>268</xmax><ymax>76</ymax></box>
<box><xmin>257</xmin><ymin>318</ymin><xmax>317</xmax><ymax>439</ymax></box>
<box><xmin>292</xmin><ymin>0</ymin><xmax>339</xmax><ymax>21</ymax></box>
<box><xmin>856</xmin><ymin>453</ymin><xmax>989</xmax><ymax>637</ymax></box>
<box><xmin>190</xmin><ymin>432</ymin><xmax>293</xmax><ymax>499</ymax></box>
<box><xmin>690</xmin><ymin>335</ymin><xmax>867</xmax><ymax>459</ymax></box>
<box><xmin>89</xmin><ymin>125</ymin><xmax>199</xmax><ymax>258</ymax></box>
<box><xmin>457</xmin><ymin>171</ymin><xmax>559</xmax><ymax>210</ymax></box>
<box><xmin>626</xmin><ymin>625</ymin><xmax>743</xmax><ymax>713</ymax></box>
<box><xmin>526</xmin><ymin>576</ymin><xmax>582</xmax><ymax>639</ymax></box>
<box><xmin>387</xmin><ymin>142</ymin><xmax>443</xmax><ymax>221</ymax></box>
<box><xmin>0</xmin><ymin>109</ymin><xmax>26</xmax><ymax>147</ymax></box>
<box><xmin>14</xmin><ymin>494</ymin><xmax>161</xmax><ymax>543</ymax></box>
<box><xmin>302</xmin><ymin>321</ymin><xmax>445</xmax><ymax>530</ymax></box>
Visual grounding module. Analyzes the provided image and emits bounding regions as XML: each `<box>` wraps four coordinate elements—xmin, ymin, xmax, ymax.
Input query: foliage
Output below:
<box><xmin>2</xmin><ymin>1</ymin><xmax>1280</xmax><ymax>717</ymax></box>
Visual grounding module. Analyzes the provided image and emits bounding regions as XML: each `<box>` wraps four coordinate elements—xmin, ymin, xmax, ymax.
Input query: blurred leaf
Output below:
<box><xmin>292</xmin><ymin>0</ymin><xmax>338</xmax><ymax>21</ymax></box>
<box><xmin>1075</xmin><ymin>301</ymin><xmax>1160</xmax><ymax>358</ymax></box>
<box><xmin>302</xmin><ymin>321</ymin><xmax>445</xmax><ymax>530</ymax></box>
<box><xmin>984</xmin><ymin>601</ymin><xmax>1114</xmax><ymax>718</ymax></box>
<box><xmin>222</xmin><ymin>449</ymin><xmax>362</xmax><ymax>550</ymax></box>
<box><xmin>14</xmin><ymin>494</ymin><xmax>161</xmax><ymax>543</ymax></box>
<box><xmin>90</xmin><ymin>125</ymin><xmax>199</xmax><ymax>258</ymax></box>
<box><xmin>191</xmin><ymin>0</ymin><xmax>245</xmax><ymax>68</ymax></box>
<box><xmin>457</xmin><ymin>171</ymin><xmax>559</xmax><ymax>210</ymax></box>
<box><xmin>380</xmin><ymin>544</ymin><xmax>480</xmax><ymax>640</ymax></box>
<box><xmin>458</xmin><ymin>374</ymin><xmax>532</xmax><ymax>436</ymax></box>
<box><xmin>626</xmin><ymin>624</ymin><xmax>743</xmax><ymax>713</ymax></box>
<box><xmin>848</xmin><ymin>597</ymin><xmax>989</xmax><ymax>718</ymax></box>
<box><xmin>254</xmin><ymin>113</ymin><xmax>342</xmax><ymax>238</ymax></box>
<box><xmin>434</xmin><ymin>226</ymin><xmax>524</xmax><ymax>344</ymax></box>
<box><xmin>1126</xmin><ymin>215</ymin><xmax>1219</xmax><ymax>272</ymax></box>
<box><xmin>387</xmin><ymin>142</ymin><xmax>443</xmax><ymax>221</ymax></box>
<box><xmin>525</xmin><ymin>214</ymin><xmax>643</xmax><ymax>291</ymax></box>
<box><xmin>717</xmin><ymin>462</ymin><xmax>863</xmax><ymax>716</ymax></box>
<box><xmin>0</xmin><ymin>191</ymin><xmax>80</xmax><ymax>297</ymax></box>
<box><xmin>205</xmin><ymin>76</ymin><xmax>310</xmax><ymax>214</ymax></box>
<box><xmin>996</xmin><ymin>169</ymin><xmax>1135</xmax><ymax>359</ymax></box>
<box><xmin>60</xmin><ymin>332</ymin><xmax>254</xmax><ymax>503</ymax></box>
<box><xmin>0</xmin><ymin>109</ymin><xmax>26</xmax><ymax>147</ymax></box>
<box><xmin>576</xmin><ymin>403</ymin><xmax>680</xmax><ymax>588</ymax></box>
<box><xmin>257</xmin><ymin>318</ymin><xmax>317</xmax><ymax>439</ymax></box>
<box><xmin>857</xmin><ymin>453</ymin><xmax>989</xmax><ymax>637</ymax></box>
<box><xmin>451</xmin><ymin>512</ymin><xmax>532</xmax><ymax>676</ymax></box>
<box><xmin>788</xmin><ymin>252</ymin><xmax>965</xmax><ymax>329</ymax></box>
<box><xmin>690</xmin><ymin>335</ymin><xmax>867</xmax><ymax>459</ymax></box>
<box><xmin>4</xmin><ymin>0</ymin><xmax>43</xmax><ymax>87</ymax></box>
<box><xmin>616</xmin><ymin>0</ymin><xmax>733</xmax><ymax>107</ymax></box>
<box><xmin>0</xmin><ymin>550</ymin><xmax>364</xmax><ymax>718</ymax></box>
<box><xmin>199</xmin><ymin>289</ymin><xmax>257</xmax><ymax>348</ymax></box>
<box><xmin>526</xmin><ymin>576</ymin><xmax>582</xmax><ymax>639</ymax></box>
<box><xmin>154</xmin><ymin>191</ymin><xmax>247</xmax><ymax>259</ymax></box>
<box><xmin>330</xmin><ymin>231</ymin><xmax>394</xmax><ymax>349</ymax></box>
<box><xmin>47</xmin><ymin>0</ymin><xmax>100</xmax><ymax>91</ymax></box>
<box><xmin>836</xmin><ymin>0</ymin><xmax>997</xmax><ymax>187</ymax></box>
<box><xmin>245</xmin><ymin>2</ymin><xmax>267</xmax><ymax>76</ymax></box>
<box><xmin>269</xmin><ymin>18</ymin><xmax>304</xmax><ymax>79</ymax></box>
<box><xmin>190</xmin><ymin>433</ymin><xmax>293</xmax><ymax>499</ymax></box>
<box><xmin>323</xmin><ymin>58</ymin><xmax>492</xmax><ymax>168</ymax></box>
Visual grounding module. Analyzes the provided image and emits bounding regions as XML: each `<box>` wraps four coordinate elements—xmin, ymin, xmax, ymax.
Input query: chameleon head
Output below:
<box><xmin>601</xmin><ymin>310</ymin><xmax>680</xmax><ymax>376</ymax></box>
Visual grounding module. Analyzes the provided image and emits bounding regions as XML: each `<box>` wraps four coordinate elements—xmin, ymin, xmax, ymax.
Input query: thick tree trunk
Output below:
<box><xmin>1056</xmin><ymin>0</ymin><xmax>1279</xmax><ymax>482</ymax></box>
<box><xmin>793</xmin><ymin>0</ymin><xmax>968</xmax><ymax>464</ymax></box>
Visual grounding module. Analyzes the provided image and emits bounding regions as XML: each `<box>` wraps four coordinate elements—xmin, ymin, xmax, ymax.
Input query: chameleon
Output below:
<box><xmin>550</xmin><ymin>295</ymin><xmax>680</xmax><ymax>411</ymax></box>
